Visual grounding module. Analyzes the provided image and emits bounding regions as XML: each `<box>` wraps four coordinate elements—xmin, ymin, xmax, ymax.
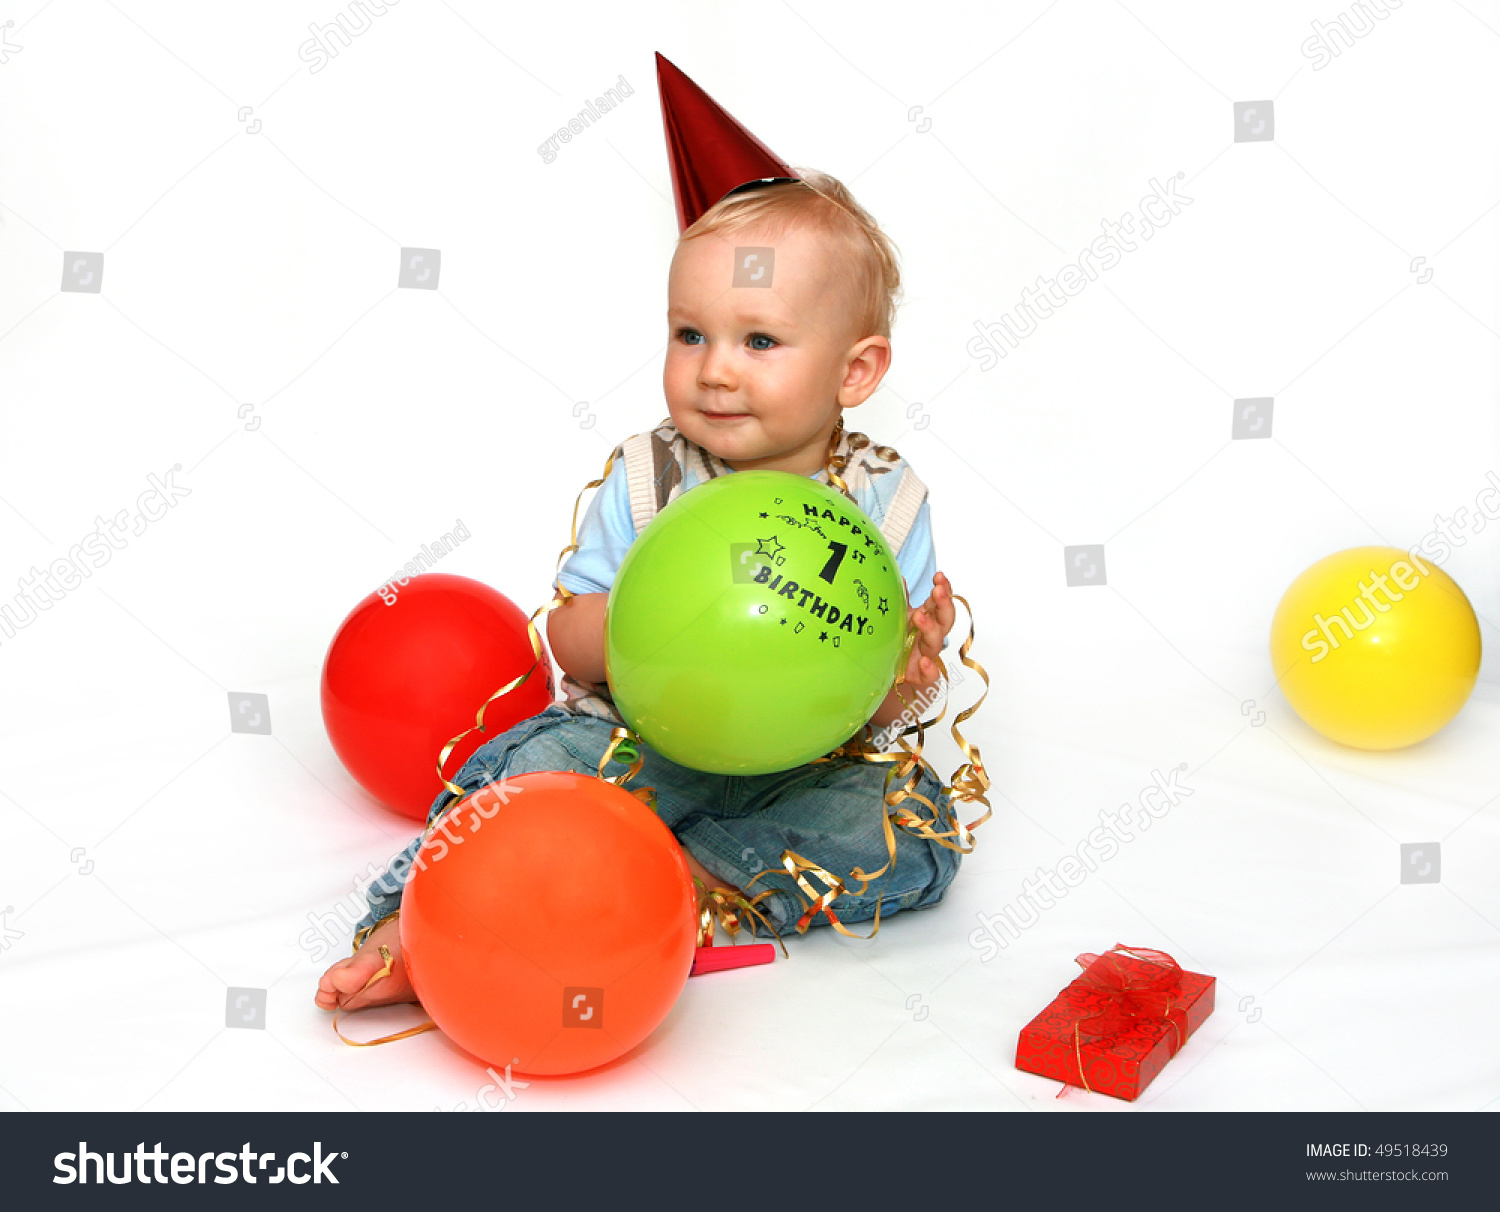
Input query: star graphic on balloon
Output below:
<box><xmin>877</xmin><ymin>597</ymin><xmax>889</xmax><ymax>615</ymax></box>
<box><xmin>759</xmin><ymin>511</ymin><xmax>768</xmax><ymax>519</ymax></box>
<box><xmin>779</xmin><ymin>617</ymin><xmax>788</xmax><ymax>625</ymax></box>
<box><xmin>819</xmin><ymin>631</ymin><xmax>828</xmax><ymax>642</ymax></box>
<box><xmin>754</xmin><ymin>535</ymin><xmax>785</xmax><ymax>561</ymax></box>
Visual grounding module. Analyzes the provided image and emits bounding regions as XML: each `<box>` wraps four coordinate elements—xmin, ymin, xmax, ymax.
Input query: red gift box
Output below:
<box><xmin>1015</xmin><ymin>944</ymin><xmax>1215</xmax><ymax>1101</ymax></box>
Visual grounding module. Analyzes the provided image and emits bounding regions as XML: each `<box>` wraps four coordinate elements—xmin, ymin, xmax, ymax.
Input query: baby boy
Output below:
<box><xmin>317</xmin><ymin>169</ymin><xmax>961</xmax><ymax>1015</ymax></box>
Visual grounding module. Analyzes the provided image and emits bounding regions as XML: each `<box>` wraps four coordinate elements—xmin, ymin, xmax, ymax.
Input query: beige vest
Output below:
<box><xmin>619</xmin><ymin>416</ymin><xmax>927</xmax><ymax>549</ymax></box>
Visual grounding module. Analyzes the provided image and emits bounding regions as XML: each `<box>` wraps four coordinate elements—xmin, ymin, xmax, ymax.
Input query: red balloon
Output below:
<box><xmin>401</xmin><ymin>772</ymin><xmax>697</xmax><ymax>1076</ymax></box>
<box><xmin>320</xmin><ymin>574</ymin><xmax>554</xmax><ymax>820</ymax></box>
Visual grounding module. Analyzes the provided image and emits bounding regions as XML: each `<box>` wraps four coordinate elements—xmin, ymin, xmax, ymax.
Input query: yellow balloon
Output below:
<box><xmin>1270</xmin><ymin>546</ymin><xmax>1481</xmax><ymax>749</ymax></box>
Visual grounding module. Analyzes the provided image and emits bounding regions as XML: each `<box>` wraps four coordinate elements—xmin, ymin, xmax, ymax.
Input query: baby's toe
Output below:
<box><xmin>313</xmin><ymin>954</ymin><xmax>374</xmax><ymax>1008</ymax></box>
<box><xmin>331</xmin><ymin>958</ymin><xmax>380</xmax><ymax>997</ymax></box>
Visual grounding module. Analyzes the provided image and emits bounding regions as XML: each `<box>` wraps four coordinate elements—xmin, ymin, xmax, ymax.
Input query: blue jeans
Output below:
<box><xmin>354</xmin><ymin>705</ymin><xmax>964</xmax><ymax>940</ymax></box>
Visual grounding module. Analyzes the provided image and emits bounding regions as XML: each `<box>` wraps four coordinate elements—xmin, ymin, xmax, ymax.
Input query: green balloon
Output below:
<box><xmin>605</xmin><ymin>469</ymin><xmax>910</xmax><ymax>774</ymax></box>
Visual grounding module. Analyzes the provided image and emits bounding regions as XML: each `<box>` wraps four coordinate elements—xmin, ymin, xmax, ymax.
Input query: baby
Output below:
<box><xmin>317</xmin><ymin>170</ymin><xmax>961</xmax><ymax>1015</ymax></box>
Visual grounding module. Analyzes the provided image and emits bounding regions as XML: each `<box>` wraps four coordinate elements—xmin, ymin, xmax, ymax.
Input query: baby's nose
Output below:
<box><xmin>697</xmin><ymin>346</ymin><xmax>737</xmax><ymax>387</ymax></box>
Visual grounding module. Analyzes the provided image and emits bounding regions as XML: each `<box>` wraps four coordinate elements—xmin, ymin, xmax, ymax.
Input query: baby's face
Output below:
<box><xmin>664</xmin><ymin>222</ymin><xmax>887</xmax><ymax>476</ymax></box>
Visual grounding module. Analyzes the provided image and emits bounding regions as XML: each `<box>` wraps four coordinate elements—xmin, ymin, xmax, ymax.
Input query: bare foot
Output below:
<box><xmin>682</xmin><ymin>845</ymin><xmax>740</xmax><ymax>896</ymax></box>
<box><xmin>314</xmin><ymin>916</ymin><xmax>419</xmax><ymax>1013</ymax></box>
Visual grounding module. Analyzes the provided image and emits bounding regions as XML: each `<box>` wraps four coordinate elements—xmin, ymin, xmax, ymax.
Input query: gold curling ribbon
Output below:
<box><xmin>748</xmin><ymin>851</ymin><xmax>881</xmax><ymax>939</ymax></box>
<box><xmin>1065</xmin><ymin>1002</ymin><xmax>1184</xmax><ymax>1097</ymax></box>
<box><xmin>692</xmin><ymin>875</ymin><xmax>789</xmax><ymax>956</ymax></box>
<box><xmin>433</xmin><ymin>442</ymin><xmax>634</xmax><ymax>798</ymax></box>
<box><xmin>596</xmin><ymin>728</ymin><xmax>646</xmax><ymax>788</ymax></box>
<box><xmin>333</xmin><ymin>912</ymin><xmax>437</xmax><ymax>1047</ymax></box>
<box><xmin>824</xmin><ymin>415</ymin><xmax>852</xmax><ymax>497</ymax></box>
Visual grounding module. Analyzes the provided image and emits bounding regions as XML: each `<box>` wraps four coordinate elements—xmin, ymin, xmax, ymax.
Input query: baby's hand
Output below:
<box><xmin>314</xmin><ymin>916</ymin><xmax>419</xmax><ymax>1013</ymax></box>
<box><xmin>901</xmin><ymin>571</ymin><xmax>955</xmax><ymax>687</ymax></box>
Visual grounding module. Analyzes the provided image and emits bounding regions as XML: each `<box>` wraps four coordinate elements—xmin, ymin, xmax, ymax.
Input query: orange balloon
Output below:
<box><xmin>400</xmin><ymin>771</ymin><xmax>698</xmax><ymax>1076</ymax></box>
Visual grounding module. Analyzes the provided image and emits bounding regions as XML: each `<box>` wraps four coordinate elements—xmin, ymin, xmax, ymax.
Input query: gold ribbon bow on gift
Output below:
<box><xmin>1064</xmin><ymin>944</ymin><xmax>1187</xmax><ymax>1096</ymax></box>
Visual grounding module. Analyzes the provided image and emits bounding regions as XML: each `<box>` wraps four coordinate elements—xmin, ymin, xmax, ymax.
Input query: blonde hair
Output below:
<box><xmin>680</xmin><ymin>168</ymin><xmax>903</xmax><ymax>341</ymax></box>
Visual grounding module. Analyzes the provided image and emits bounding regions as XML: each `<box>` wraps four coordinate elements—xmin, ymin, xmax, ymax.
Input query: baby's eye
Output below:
<box><xmin>675</xmin><ymin>327</ymin><xmax>703</xmax><ymax>345</ymax></box>
<box><xmin>748</xmin><ymin>333</ymin><xmax>777</xmax><ymax>351</ymax></box>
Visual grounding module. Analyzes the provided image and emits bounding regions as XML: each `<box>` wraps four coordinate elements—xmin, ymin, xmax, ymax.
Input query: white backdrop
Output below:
<box><xmin>1</xmin><ymin>0</ymin><xmax>1497</xmax><ymax>1112</ymax></box>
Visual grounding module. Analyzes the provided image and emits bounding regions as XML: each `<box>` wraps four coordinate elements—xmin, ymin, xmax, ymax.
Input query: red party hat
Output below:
<box><xmin>656</xmin><ymin>52</ymin><xmax>799</xmax><ymax>233</ymax></box>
